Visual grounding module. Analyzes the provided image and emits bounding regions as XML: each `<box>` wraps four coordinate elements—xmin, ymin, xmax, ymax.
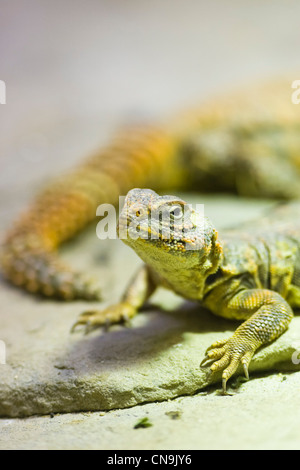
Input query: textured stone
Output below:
<box><xmin>1</xmin><ymin>372</ymin><xmax>300</xmax><ymax>450</ymax></box>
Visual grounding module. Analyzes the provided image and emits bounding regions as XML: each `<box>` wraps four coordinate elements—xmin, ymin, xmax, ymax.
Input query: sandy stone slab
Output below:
<box><xmin>1</xmin><ymin>372</ymin><xmax>300</xmax><ymax>450</ymax></box>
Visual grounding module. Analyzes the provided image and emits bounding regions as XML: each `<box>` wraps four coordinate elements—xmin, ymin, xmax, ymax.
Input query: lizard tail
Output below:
<box><xmin>0</xmin><ymin>125</ymin><xmax>180</xmax><ymax>300</ymax></box>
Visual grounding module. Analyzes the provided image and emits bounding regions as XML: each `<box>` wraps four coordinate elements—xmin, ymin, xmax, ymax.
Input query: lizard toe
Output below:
<box><xmin>210</xmin><ymin>353</ymin><xmax>231</xmax><ymax>374</ymax></box>
<box><xmin>200</xmin><ymin>346</ymin><xmax>226</xmax><ymax>367</ymax></box>
<box><xmin>205</xmin><ymin>339</ymin><xmax>228</xmax><ymax>352</ymax></box>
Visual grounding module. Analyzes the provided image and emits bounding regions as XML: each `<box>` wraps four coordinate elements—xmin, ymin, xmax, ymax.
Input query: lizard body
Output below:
<box><xmin>74</xmin><ymin>189</ymin><xmax>299</xmax><ymax>391</ymax></box>
<box><xmin>2</xmin><ymin>79</ymin><xmax>300</xmax><ymax>300</ymax></box>
<box><xmin>2</xmin><ymin>79</ymin><xmax>300</xmax><ymax>391</ymax></box>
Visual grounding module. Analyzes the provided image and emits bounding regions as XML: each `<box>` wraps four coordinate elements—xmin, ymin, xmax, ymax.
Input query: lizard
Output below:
<box><xmin>1</xmin><ymin>78</ymin><xmax>300</xmax><ymax>301</ymax></box>
<box><xmin>1</xmin><ymin>78</ymin><xmax>300</xmax><ymax>391</ymax></box>
<box><xmin>72</xmin><ymin>188</ymin><xmax>299</xmax><ymax>392</ymax></box>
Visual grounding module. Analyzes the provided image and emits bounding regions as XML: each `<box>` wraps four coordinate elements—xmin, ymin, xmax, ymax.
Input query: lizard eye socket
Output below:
<box><xmin>169</xmin><ymin>205</ymin><xmax>184</xmax><ymax>220</ymax></box>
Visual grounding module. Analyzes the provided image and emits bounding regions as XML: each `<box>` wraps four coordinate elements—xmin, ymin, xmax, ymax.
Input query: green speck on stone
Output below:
<box><xmin>134</xmin><ymin>417</ymin><xmax>153</xmax><ymax>429</ymax></box>
<box><xmin>278</xmin><ymin>373</ymin><xmax>287</xmax><ymax>382</ymax></box>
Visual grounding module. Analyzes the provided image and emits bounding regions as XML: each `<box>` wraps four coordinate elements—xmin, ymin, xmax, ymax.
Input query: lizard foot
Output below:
<box><xmin>71</xmin><ymin>302</ymin><xmax>136</xmax><ymax>334</ymax></box>
<box><xmin>200</xmin><ymin>335</ymin><xmax>257</xmax><ymax>393</ymax></box>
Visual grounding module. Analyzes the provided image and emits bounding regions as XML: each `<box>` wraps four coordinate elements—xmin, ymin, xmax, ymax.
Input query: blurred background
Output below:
<box><xmin>1</xmin><ymin>0</ymin><xmax>300</xmax><ymax>225</ymax></box>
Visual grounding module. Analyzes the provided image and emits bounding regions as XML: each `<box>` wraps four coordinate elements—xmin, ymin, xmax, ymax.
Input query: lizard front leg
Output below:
<box><xmin>71</xmin><ymin>264</ymin><xmax>157</xmax><ymax>333</ymax></box>
<box><xmin>201</xmin><ymin>288</ymin><xmax>294</xmax><ymax>392</ymax></box>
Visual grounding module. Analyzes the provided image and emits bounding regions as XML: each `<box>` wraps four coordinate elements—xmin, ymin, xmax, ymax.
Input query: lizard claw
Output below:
<box><xmin>70</xmin><ymin>311</ymin><xmax>97</xmax><ymax>333</ymax></box>
<box><xmin>200</xmin><ymin>335</ymin><xmax>256</xmax><ymax>392</ymax></box>
<box><xmin>70</xmin><ymin>319</ymin><xmax>85</xmax><ymax>333</ymax></box>
<box><xmin>242</xmin><ymin>362</ymin><xmax>250</xmax><ymax>380</ymax></box>
<box><xmin>200</xmin><ymin>356</ymin><xmax>213</xmax><ymax>368</ymax></box>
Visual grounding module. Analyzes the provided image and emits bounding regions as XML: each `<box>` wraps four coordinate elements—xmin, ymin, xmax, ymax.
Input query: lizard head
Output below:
<box><xmin>117</xmin><ymin>188</ymin><xmax>222</xmax><ymax>280</ymax></box>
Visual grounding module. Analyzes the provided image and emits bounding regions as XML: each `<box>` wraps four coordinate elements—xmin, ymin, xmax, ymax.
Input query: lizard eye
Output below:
<box><xmin>169</xmin><ymin>205</ymin><xmax>183</xmax><ymax>220</ymax></box>
<box><xmin>135</xmin><ymin>208</ymin><xmax>145</xmax><ymax>217</ymax></box>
